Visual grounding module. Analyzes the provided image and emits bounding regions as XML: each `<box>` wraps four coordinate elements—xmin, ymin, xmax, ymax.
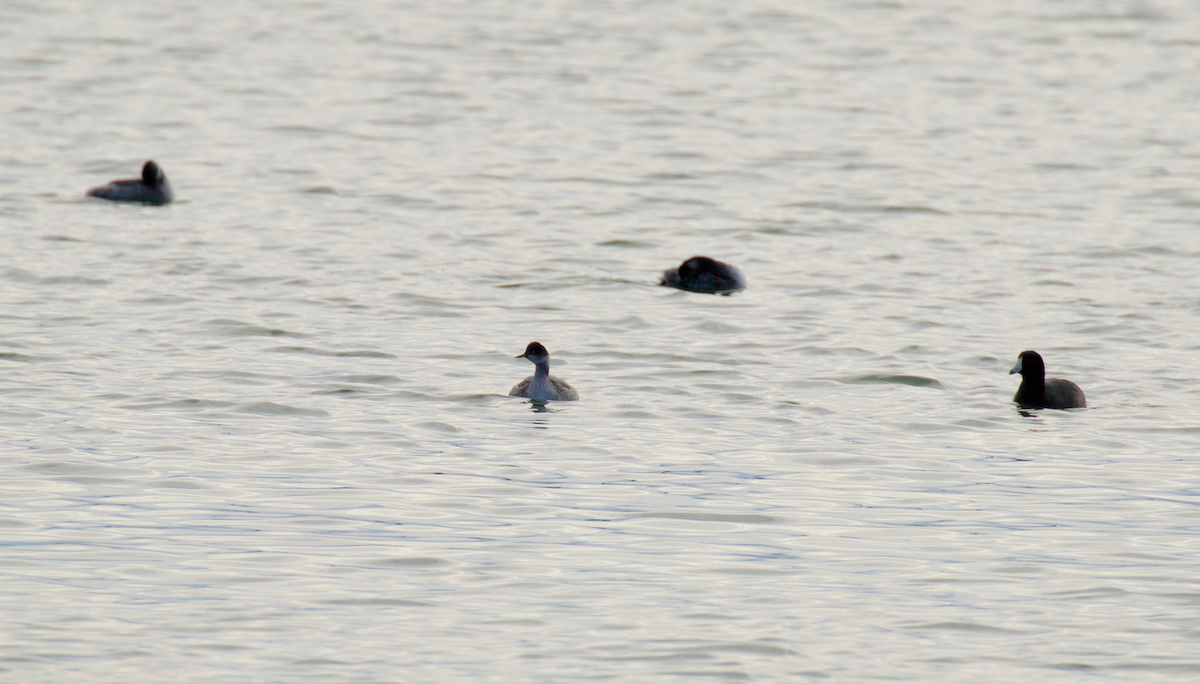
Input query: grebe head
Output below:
<box><xmin>518</xmin><ymin>341</ymin><xmax>550</xmax><ymax>364</ymax></box>
<box><xmin>1010</xmin><ymin>350</ymin><xmax>1045</xmax><ymax>377</ymax></box>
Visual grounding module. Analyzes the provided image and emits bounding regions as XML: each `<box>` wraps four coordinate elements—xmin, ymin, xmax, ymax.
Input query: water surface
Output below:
<box><xmin>3</xmin><ymin>1</ymin><xmax>1200</xmax><ymax>682</ymax></box>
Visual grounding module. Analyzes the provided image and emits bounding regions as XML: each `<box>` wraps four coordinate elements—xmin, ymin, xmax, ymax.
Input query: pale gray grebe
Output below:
<box><xmin>509</xmin><ymin>342</ymin><xmax>579</xmax><ymax>401</ymax></box>
<box><xmin>87</xmin><ymin>160</ymin><xmax>174</xmax><ymax>205</ymax></box>
<box><xmin>1010</xmin><ymin>350</ymin><xmax>1086</xmax><ymax>409</ymax></box>
<box><xmin>660</xmin><ymin>256</ymin><xmax>746</xmax><ymax>294</ymax></box>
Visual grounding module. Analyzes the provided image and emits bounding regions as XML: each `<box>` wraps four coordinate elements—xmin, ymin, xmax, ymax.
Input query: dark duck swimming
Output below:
<box><xmin>509</xmin><ymin>342</ymin><xmax>579</xmax><ymax>401</ymax></box>
<box><xmin>87</xmin><ymin>160</ymin><xmax>174</xmax><ymax>205</ymax></box>
<box><xmin>1010</xmin><ymin>350</ymin><xmax>1086</xmax><ymax>409</ymax></box>
<box><xmin>660</xmin><ymin>256</ymin><xmax>746</xmax><ymax>294</ymax></box>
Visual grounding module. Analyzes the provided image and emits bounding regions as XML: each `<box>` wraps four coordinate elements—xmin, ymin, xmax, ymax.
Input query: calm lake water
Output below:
<box><xmin>3</xmin><ymin>1</ymin><xmax>1200</xmax><ymax>682</ymax></box>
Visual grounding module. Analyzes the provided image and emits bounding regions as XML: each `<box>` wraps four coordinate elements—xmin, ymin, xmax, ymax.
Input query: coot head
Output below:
<box><xmin>678</xmin><ymin>256</ymin><xmax>722</xmax><ymax>279</ymax></box>
<box><xmin>1010</xmin><ymin>350</ymin><xmax>1044</xmax><ymax>378</ymax></box>
<box><xmin>141</xmin><ymin>160</ymin><xmax>162</xmax><ymax>186</ymax></box>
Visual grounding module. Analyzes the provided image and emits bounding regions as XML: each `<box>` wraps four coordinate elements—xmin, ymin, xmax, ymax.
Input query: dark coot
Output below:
<box><xmin>509</xmin><ymin>341</ymin><xmax>579</xmax><ymax>401</ymax></box>
<box><xmin>87</xmin><ymin>160</ymin><xmax>174</xmax><ymax>205</ymax></box>
<box><xmin>660</xmin><ymin>256</ymin><xmax>746</xmax><ymax>294</ymax></box>
<box><xmin>1010</xmin><ymin>350</ymin><xmax>1086</xmax><ymax>409</ymax></box>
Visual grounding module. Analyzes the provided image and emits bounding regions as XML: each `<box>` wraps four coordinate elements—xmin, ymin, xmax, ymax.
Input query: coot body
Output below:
<box><xmin>660</xmin><ymin>256</ymin><xmax>746</xmax><ymax>294</ymax></box>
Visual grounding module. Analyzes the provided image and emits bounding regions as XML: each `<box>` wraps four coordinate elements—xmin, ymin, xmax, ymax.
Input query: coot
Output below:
<box><xmin>660</xmin><ymin>256</ymin><xmax>746</xmax><ymax>294</ymax></box>
<box><xmin>87</xmin><ymin>160</ymin><xmax>174</xmax><ymax>205</ymax></box>
<box><xmin>1010</xmin><ymin>350</ymin><xmax>1086</xmax><ymax>409</ymax></box>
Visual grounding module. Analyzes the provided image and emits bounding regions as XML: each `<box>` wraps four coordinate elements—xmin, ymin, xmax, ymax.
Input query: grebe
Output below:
<box><xmin>509</xmin><ymin>342</ymin><xmax>579</xmax><ymax>401</ymax></box>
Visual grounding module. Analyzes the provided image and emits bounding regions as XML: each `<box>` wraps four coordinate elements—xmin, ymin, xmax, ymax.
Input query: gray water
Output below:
<box><xmin>3</xmin><ymin>1</ymin><xmax>1200</xmax><ymax>682</ymax></box>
